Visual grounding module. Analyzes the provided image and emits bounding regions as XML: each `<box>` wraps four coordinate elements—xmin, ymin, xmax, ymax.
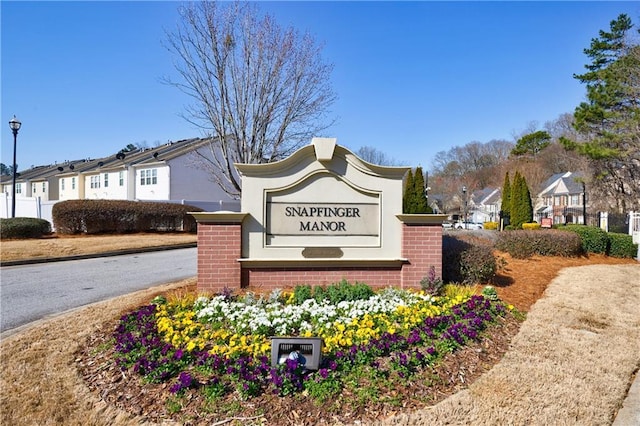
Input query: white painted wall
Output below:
<box><xmin>134</xmin><ymin>165</ymin><xmax>170</xmax><ymax>200</ymax></box>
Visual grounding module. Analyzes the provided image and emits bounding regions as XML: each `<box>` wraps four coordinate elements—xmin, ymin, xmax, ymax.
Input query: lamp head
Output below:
<box><xmin>9</xmin><ymin>115</ymin><xmax>21</xmax><ymax>132</ymax></box>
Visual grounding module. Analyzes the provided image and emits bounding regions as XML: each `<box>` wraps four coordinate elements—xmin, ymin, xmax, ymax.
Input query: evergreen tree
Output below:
<box><xmin>500</xmin><ymin>172</ymin><xmax>511</xmax><ymax>219</ymax></box>
<box><xmin>412</xmin><ymin>167</ymin><xmax>431</xmax><ymax>213</ymax></box>
<box><xmin>561</xmin><ymin>14</ymin><xmax>640</xmax><ymax>211</ymax></box>
<box><xmin>403</xmin><ymin>169</ymin><xmax>414</xmax><ymax>214</ymax></box>
<box><xmin>511</xmin><ymin>130</ymin><xmax>551</xmax><ymax>157</ymax></box>
<box><xmin>510</xmin><ymin>172</ymin><xmax>533</xmax><ymax>228</ymax></box>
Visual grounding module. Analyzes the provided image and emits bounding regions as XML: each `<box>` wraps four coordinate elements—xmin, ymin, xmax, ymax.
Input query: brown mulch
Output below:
<box><xmin>74</xmin><ymin>253</ymin><xmax>636</xmax><ymax>425</ymax></box>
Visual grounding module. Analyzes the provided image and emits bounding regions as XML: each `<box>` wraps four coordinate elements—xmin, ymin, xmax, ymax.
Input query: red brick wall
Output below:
<box><xmin>196</xmin><ymin>221</ymin><xmax>442</xmax><ymax>293</ymax></box>
<box><xmin>197</xmin><ymin>222</ymin><xmax>242</xmax><ymax>294</ymax></box>
<box><xmin>401</xmin><ymin>223</ymin><xmax>443</xmax><ymax>289</ymax></box>
<box><xmin>242</xmin><ymin>266</ymin><xmax>402</xmax><ymax>291</ymax></box>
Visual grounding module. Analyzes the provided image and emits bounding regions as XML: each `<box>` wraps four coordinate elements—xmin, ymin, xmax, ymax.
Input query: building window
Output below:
<box><xmin>16</xmin><ymin>183</ymin><xmax>22</xmax><ymax>194</ymax></box>
<box><xmin>90</xmin><ymin>175</ymin><xmax>101</xmax><ymax>189</ymax></box>
<box><xmin>119</xmin><ymin>171</ymin><xmax>124</xmax><ymax>186</ymax></box>
<box><xmin>104</xmin><ymin>173</ymin><xmax>109</xmax><ymax>188</ymax></box>
<box><xmin>72</xmin><ymin>177</ymin><xmax>76</xmax><ymax>190</ymax></box>
<box><xmin>32</xmin><ymin>183</ymin><xmax>36</xmax><ymax>194</ymax></box>
<box><xmin>61</xmin><ymin>179</ymin><xmax>65</xmax><ymax>191</ymax></box>
<box><xmin>42</xmin><ymin>182</ymin><xmax>46</xmax><ymax>192</ymax></box>
<box><xmin>570</xmin><ymin>194</ymin><xmax>580</xmax><ymax>206</ymax></box>
<box><xmin>140</xmin><ymin>168</ymin><xmax>157</xmax><ymax>185</ymax></box>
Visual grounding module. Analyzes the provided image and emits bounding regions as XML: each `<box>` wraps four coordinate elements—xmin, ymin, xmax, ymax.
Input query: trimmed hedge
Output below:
<box><xmin>522</xmin><ymin>222</ymin><xmax>541</xmax><ymax>230</ymax></box>
<box><xmin>495</xmin><ymin>230</ymin><xmax>583</xmax><ymax>259</ymax></box>
<box><xmin>0</xmin><ymin>217</ymin><xmax>52</xmax><ymax>239</ymax></box>
<box><xmin>607</xmin><ymin>232</ymin><xmax>638</xmax><ymax>258</ymax></box>
<box><xmin>443</xmin><ymin>235</ymin><xmax>496</xmax><ymax>284</ymax></box>
<box><xmin>483</xmin><ymin>221</ymin><xmax>498</xmax><ymax>230</ymax></box>
<box><xmin>52</xmin><ymin>200</ymin><xmax>203</xmax><ymax>234</ymax></box>
<box><xmin>560</xmin><ymin>225</ymin><xmax>608</xmax><ymax>254</ymax></box>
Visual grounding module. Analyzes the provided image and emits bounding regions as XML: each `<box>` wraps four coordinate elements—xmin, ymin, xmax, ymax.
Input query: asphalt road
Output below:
<box><xmin>0</xmin><ymin>247</ymin><xmax>197</xmax><ymax>335</ymax></box>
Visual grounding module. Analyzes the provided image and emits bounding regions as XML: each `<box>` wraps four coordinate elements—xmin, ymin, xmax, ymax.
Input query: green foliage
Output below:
<box><xmin>420</xmin><ymin>265</ymin><xmax>445</xmax><ymax>296</ymax></box>
<box><xmin>442</xmin><ymin>235</ymin><xmax>496</xmax><ymax>284</ymax></box>
<box><xmin>0</xmin><ymin>217</ymin><xmax>51</xmax><ymax>239</ymax></box>
<box><xmin>403</xmin><ymin>167</ymin><xmax>433</xmax><ymax>214</ymax></box>
<box><xmin>509</xmin><ymin>171</ymin><xmax>533</xmax><ymax>229</ymax></box>
<box><xmin>500</xmin><ymin>172</ymin><xmax>511</xmax><ymax>218</ymax></box>
<box><xmin>403</xmin><ymin>169</ymin><xmax>414</xmax><ymax>214</ymax></box>
<box><xmin>483</xmin><ymin>221</ymin><xmax>498</xmax><ymax>230</ymax></box>
<box><xmin>511</xmin><ymin>130</ymin><xmax>551</xmax><ymax>157</ymax></box>
<box><xmin>560</xmin><ymin>225</ymin><xmax>608</xmax><ymax>254</ymax></box>
<box><xmin>52</xmin><ymin>200</ymin><xmax>203</xmax><ymax>234</ymax></box>
<box><xmin>481</xmin><ymin>286</ymin><xmax>499</xmax><ymax>301</ymax></box>
<box><xmin>562</xmin><ymin>14</ymin><xmax>640</xmax><ymax>210</ymax></box>
<box><xmin>292</xmin><ymin>280</ymin><xmax>375</xmax><ymax>305</ymax></box>
<box><xmin>522</xmin><ymin>222</ymin><xmax>541</xmax><ymax>230</ymax></box>
<box><xmin>606</xmin><ymin>232</ymin><xmax>638</xmax><ymax>258</ymax></box>
<box><xmin>495</xmin><ymin>230</ymin><xmax>583</xmax><ymax>259</ymax></box>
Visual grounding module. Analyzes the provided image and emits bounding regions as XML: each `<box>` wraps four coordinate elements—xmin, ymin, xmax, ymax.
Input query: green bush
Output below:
<box><xmin>607</xmin><ymin>233</ymin><xmax>638</xmax><ymax>258</ymax></box>
<box><xmin>483</xmin><ymin>221</ymin><xmax>498</xmax><ymax>230</ymax></box>
<box><xmin>522</xmin><ymin>222</ymin><xmax>541</xmax><ymax>230</ymax></box>
<box><xmin>292</xmin><ymin>280</ymin><xmax>375</xmax><ymax>305</ymax></box>
<box><xmin>442</xmin><ymin>235</ymin><xmax>496</xmax><ymax>284</ymax></box>
<box><xmin>560</xmin><ymin>225</ymin><xmax>608</xmax><ymax>254</ymax></box>
<box><xmin>52</xmin><ymin>200</ymin><xmax>203</xmax><ymax>234</ymax></box>
<box><xmin>495</xmin><ymin>230</ymin><xmax>582</xmax><ymax>259</ymax></box>
<box><xmin>0</xmin><ymin>217</ymin><xmax>52</xmax><ymax>239</ymax></box>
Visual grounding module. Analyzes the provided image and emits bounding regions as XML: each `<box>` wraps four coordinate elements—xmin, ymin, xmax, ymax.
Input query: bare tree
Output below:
<box><xmin>355</xmin><ymin>146</ymin><xmax>406</xmax><ymax>166</ymax></box>
<box><xmin>165</xmin><ymin>1</ymin><xmax>337</xmax><ymax>197</ymax></box>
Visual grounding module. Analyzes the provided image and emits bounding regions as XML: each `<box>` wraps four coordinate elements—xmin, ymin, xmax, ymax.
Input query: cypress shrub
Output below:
<box><xmin>403</xmin><ymin>169</ymin><xmax>414</xmax><ymax>214</ymax></box>
<box><xmin>607</xmin><ymin>233</ymin><xmax>638</xmax><ymax>258</ymax></box>
<box><xmin>501</xmin><ymin>172</ymin><xmax>511</xmax><ymax>219</ymax></box>
<box><xmin>0</xmin><ymin>217</ymin><xmax>52</xmax><ymax>239</ymax></box>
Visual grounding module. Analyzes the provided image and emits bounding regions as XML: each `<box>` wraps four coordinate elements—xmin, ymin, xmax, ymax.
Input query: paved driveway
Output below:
<box><xmin>0</xmin><ymin>247</ymin><xmax>197</xmax><ymax>334</ymax></box>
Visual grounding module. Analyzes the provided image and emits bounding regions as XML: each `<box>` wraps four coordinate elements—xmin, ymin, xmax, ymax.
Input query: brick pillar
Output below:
<box><xmin>191</xmin><ymin>212</ymin><xmax>247</xmax><ymax>295</ymax></box>
<box><xmin>398</xmin><ymin>215</ymin><xmax>444</xmax><ymax>290</ymax></box>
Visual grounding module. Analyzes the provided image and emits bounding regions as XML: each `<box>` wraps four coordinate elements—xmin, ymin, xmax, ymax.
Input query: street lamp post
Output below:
<box><xmin>9</xmin><ymin>116</ymin><xmax>21</xmax><ymax>218</ymax></box>
<box><xmin>462</xmin><ymin>185</ymin><xmax>467</xmax><ymax>229</ymax></box>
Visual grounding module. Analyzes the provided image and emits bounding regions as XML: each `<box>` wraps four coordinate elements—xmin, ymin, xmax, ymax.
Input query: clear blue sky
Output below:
<box><xmin>2</xmin><ymin>1</ymin><xmax>639</xmax><ymax>173</ymax></box>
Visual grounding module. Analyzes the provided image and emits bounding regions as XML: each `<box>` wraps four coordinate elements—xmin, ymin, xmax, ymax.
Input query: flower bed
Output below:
<box><xmin>113</xmin><ymin>284</ymin><xmax>513</xmax><ymax>418</ymax></box>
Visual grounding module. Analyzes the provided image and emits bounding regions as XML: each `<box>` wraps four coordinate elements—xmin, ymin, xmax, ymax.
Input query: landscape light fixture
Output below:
<box><xmin>9</xmin><ymin>115</ymin><xmax>21</xmax><ymax>218</ymax></box>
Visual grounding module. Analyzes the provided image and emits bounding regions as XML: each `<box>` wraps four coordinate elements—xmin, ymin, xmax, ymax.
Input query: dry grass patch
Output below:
<box><xmin>0</xmin><ymin>233</ymin><xmax>196</xmax><ymax>262</ymax></box>
<box><xmin>377</xmin><ymin>264</ymin><xmax>640</xmax><ymax>425</ymax></box>
<box><xmin>0</xmin><ymin>279</ymin><xmax>195</xmax><ymax>426</ymax></box>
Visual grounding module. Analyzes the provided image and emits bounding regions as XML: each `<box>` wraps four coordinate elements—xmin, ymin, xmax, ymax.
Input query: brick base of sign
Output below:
<box><xmin>194</xmin><ymin>217</ymin><xmax>443</xmax><ymax>294</ymax></box>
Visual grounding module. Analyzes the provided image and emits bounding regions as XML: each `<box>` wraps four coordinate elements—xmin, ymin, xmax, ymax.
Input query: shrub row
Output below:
<box><xmin>607</xmin><ymin>232</ymin><xmax>638</xmax><ymax>258</ymax></box>
<box><xmin>52</xmin><ymin>200</ymin><xmax>203</xmax><ymax>234</ymax></box>
<box><xmin>442</xmin><ymin>235</ymin><xmax>496</xmax><ymax>284</ymax></box>
<box><xmin>0</xmin><ymin>217</ymin><xmax>52</xmax><ymax>239</ymax></box>
<box><xmin>559</xmin><ymin>225</ymin><xmax>608</xmax><ymax>254</ymax></box>
<box><xmin>559</xmin><ymin>225</ymin><xmax>637</xmax><ymax>258</ymax></box>
<box><xmin>495</xmin><ymin>230</ymin><xmax>583</xmax><ymax>259</ymax></box>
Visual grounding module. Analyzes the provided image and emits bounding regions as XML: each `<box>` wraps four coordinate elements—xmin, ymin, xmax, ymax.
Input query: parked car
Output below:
<box><xmin>454</xmin><ymin>221</ymin><xmax>484</xmax><ymax>230</ymax></box>
<box><xmin>442</xmin><ymin>221</ymin><xmax>454</xmax><ymax>229</ymax></box>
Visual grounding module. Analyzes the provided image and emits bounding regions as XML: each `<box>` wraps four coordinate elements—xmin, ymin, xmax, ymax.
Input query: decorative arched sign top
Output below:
<box><xmin>236</xmin><ymin>138</ymin><xmax>409</xmax><ymax>261</ymax></box>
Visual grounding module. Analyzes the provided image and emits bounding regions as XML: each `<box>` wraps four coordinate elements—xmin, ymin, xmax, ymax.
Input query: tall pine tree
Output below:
<box><xmin>413</xmin><ymin>167</ymin><xmax>431</xmax><ymax>213</ymax></box>
<box><xmin>403</xmin><ymin>169</ymin><xmax>414</xmax><ymax>214</ymax></box>
<box><xmin>500</xmin><ymin>172</ymin><xmax>511</xmax><ymax>220</ymax></box>
<box><xmin>561</xmin><ymin>14</ymin><xmax>640</xmax><ymax>211</ymax></box>
<box><xmin>510</xmin><ymin>172</ymin><xmax>533</xmax><ymax>228</ymax></box>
